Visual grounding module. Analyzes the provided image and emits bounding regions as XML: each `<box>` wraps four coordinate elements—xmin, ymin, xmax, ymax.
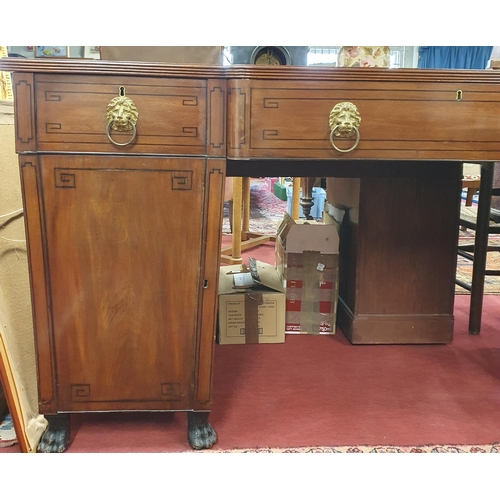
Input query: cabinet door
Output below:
<box><xmin>40</xmin><ymin>155</ymin><xmax>208</xmax><ymax>412</ymax></box>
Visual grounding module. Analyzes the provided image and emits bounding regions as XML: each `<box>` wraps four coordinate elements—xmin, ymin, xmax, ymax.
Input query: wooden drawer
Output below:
<box><xmin>29</xmin><ymin>74</ymin><xmax>225</xmax><ymax>155</ymax></box>
<box><xmin>227</xmin><ymin>77</ymin><xmax>500</xmax><ymax>161</ymax></box>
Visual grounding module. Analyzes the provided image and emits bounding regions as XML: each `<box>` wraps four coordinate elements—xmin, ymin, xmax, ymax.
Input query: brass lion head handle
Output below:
<box><xmin>328</xmin><ymin>102</ymin><xmax>361</xmax><ymax>153</ymax></box>
<box><xmin>106</xmin><ymin>87</ymin><xmax>138</xmax><ymax>146</ymax></box>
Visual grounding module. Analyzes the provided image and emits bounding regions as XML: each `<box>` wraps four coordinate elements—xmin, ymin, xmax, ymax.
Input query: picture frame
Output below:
<box><xmin>83</xmin><ymin>46</ymin><xmax>101</xmax><ymax>59</ymax></box>
<box><xmin>35</xmin><ymin>46</ymin><xmax>69</xmax><ymax>58</ymax></box>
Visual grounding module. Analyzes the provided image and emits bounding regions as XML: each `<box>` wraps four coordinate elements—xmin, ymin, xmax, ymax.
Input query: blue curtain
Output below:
<box><xmin>418</xmin><ymin>46</ymin><xmax>493</xmax><ymax>69</ymax></box>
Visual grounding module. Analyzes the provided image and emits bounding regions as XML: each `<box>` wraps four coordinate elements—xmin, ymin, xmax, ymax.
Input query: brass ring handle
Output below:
<box><xmin>106</xmin><ymin>120</ymin><xmax>137</xmax><ymax>147</ymax></box>
<box><xmin>328</xmin><ymin>101</ymin><xmax>361</xmax><ymax>154</ymax></box>
<box><xmin>106</xmin><ymin>88</ymin><xmax>139</xmax><ymax>147</ymax></box>
<box><xmin>329</xmin><ymin>125</ymin><xmax>360</xmax><ymax>153</ymax></box>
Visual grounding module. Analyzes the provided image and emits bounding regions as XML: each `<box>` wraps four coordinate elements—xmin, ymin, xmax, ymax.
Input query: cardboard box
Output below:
<box><xmin>275</xmin><ymin>213</ymin><xmax>340</xmax><ymax>335</ymax></box>
<box><xmin>218</xmin><ymin>260</ymin><xmax>285</xmax><ymax>344</ymax></box>
<box><xmin>100</xmin><ymin>46</ymin><xmax>223</xmax><ymax>65</ymax></box>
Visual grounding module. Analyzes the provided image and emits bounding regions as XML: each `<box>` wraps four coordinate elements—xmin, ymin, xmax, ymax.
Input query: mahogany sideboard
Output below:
<box><xmin>1</xmin><ymin>58</ymin><xmax>499</xmax><ymax>452</ymax></box>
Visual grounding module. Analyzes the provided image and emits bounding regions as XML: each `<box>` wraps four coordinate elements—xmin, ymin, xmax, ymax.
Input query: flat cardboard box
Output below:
<box><xmin>276</xmin><ymin>212</ymin><xmax>340</xmax><ymax>335</ymax></box>
<box><xmin>218</xmin><ymin>260</ymin><xmax>285</xmax><ymax>345</ymax></box>
<box><xmin>100</xmin><ymin>46</ymin><xmax>223</xmax><ymax>65</ymax></box>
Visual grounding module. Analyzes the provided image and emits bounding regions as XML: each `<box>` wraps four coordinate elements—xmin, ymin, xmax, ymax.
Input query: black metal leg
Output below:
<box><xmin>469</xmin><ymin>162</ymin><xmax>494</xmax><ymax>334</ymax></box>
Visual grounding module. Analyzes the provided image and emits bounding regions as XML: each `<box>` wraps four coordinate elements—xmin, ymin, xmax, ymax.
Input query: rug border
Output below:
<box><xmin>193</xmin><ymin>442</ymin><xmax>500</xmax><ymax>453</ymax></box>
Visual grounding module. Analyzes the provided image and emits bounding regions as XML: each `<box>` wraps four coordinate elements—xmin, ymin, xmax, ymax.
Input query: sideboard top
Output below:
<box><xmin>2</xmin><ymin>58</ymin><xmax>500</xmax><ymax>84</ymax></box>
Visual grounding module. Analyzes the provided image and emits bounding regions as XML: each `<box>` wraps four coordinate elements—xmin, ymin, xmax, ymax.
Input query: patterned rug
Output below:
<box><xmin>196</xmin><ymin>443</ymin><xmax>500</xmax><ymax>453</ymax></box>
<box><xmin>456</xmin><ymin>230</ymin><xmax>500</xmax><ymax>294</ymax></box>
<box><xmin>223</xmin><ymin>179</ymin><xmax>500</xmax><ymax>294</ymax></box>
<box><xmin>222</xmin><ymin>178</ymin><xmax>288</xmax><ymax>235</ymax></box>
<box><xmin>0</xmin><ymin>414</ymin><xmax>17</xmax><ymax>448</ymax></box>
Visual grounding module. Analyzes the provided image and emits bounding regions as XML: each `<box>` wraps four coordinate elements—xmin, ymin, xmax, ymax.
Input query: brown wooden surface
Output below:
<box><xmin>34</xmin><ymin>74</ymin><xmax>209</xmax><ymax>155</ymax></box>
<box><xmin>12</xmin><ymin>74</ymin><xmax>35</xmax><ymax>153</ymax></box>
<box><xmin>4</xmin><ymin>58</ymin><xmax>500</xmax><ymax>84</ymax></box>
<box><xmin>206</xmin><ymin>80</ymin><xmax>227</xmax><ymax>157</ymax></box>
<box><xmin>39</xmin><ymin>156</ymin><xmax>208</xmax><ymax>411</ymax></box>
<box><xmin>4</xmin><ymin>60</ymin><xmax>500</xmax><ymax>163</ymax></box>
<box><xmin>194</xmin><ymin>158</ymin><xmax>225</xmax><ymax>409</ymax></box>
<box><xmin>326</xmin><ymin>163</ymin><xmax>462</xmax><ymax>344</ymax></box>
<box><xmin>4</xmin><ymin>58</ymin><xmax>500</xmax><ymax>426</ymax></box>
<box><xmin>6</xmin><ymin>62</ymin><xmax>226</xmax><ymax>422</ymax></box>
<box><xmin>19</xmin><ymin>157</ymin><xmax>56</xmax><ymax>414</ymax></box>
<box><xmin>226</xmin><ymin>77</ymin><xmax>500</xmax><ymax>161</ymax></box>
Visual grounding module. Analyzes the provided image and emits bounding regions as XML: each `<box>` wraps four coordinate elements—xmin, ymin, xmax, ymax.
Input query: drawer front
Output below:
<box><xmin>227</xmin><ymin>79</ymin><xmax>500</xmax><ymax>161</ymax></box>
<box><xmin>34</xmin><ymin>74</ymin><xmax>223</xmax><ymax>155</ymax></box>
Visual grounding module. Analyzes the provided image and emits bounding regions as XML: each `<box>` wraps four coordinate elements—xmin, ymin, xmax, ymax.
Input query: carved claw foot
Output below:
<box><xmin>37</xmin><ymin>414</ymin><xmax>70</xmax><ymax>453</ymax></box>
<box><xmin>187</xmin><ymin>411</ymin><xmax>217</xmax><ymax>450</ymax></box>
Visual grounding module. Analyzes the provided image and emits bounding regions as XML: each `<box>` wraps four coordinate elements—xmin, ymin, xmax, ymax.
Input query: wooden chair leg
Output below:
<box><xmin>468</xmin><ymin>162</ymin><xmax>494</xmax><ymax>335</ymax></box>
<box><xmin>465</xmin><ymin>187</ymin><xmax>475</xmax><ymax>206</ymax></box>
<box><xmin>230</xmin><ymin>177</ymin><xmax>243</xmax><ymax>264</ymax></box>
<box><xmin>461</xmin><ymin>185</ymin><xmax>478</xmax><ymax>231</ymax></box>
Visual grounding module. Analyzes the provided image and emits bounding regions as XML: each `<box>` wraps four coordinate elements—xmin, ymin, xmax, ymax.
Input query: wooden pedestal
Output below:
<box><xmin>326</xmin><ymin>164</ymin><xmax>461</xmax><ymax>344</ymax></box>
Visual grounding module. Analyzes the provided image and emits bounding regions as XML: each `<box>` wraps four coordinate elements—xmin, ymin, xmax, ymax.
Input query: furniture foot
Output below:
<box><xmin>37</xmin><ymin>414</ymin><xmax>70</xmax><ymax>453</ymax></box>
<box><xmin>187</xmin><ymin>411</ymin><xmax>217</xmax><ymax>450</ymax></box>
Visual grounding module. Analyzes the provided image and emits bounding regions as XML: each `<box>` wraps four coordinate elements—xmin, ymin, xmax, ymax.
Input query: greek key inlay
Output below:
<box><xmin>46</xmin><ymin>123</ymin><xmax>62</xmax><ymax>132</ymax></box>
<box><xmin>263</xmin><ymin>98</ymin><xmax>279</xmax><ymax>108</ymax></box>
<box><xmin>71</xmin><ymin>384</ymin><xmax>90</xmax><ymax>401</ymax></box>
<box><xmin>45</xmin><ymin>92</ymin><xmax>61</xmax><ymax>101</ymax></box>
<box><xmin>55</xmin><ymin>169</ymin><xmax>76</xmax><ymax>188</ymax></box>
<box><xmin>161</xmin><ymin>382</ymin><xmax>181</xmax><ymax>401</ymax></box>
<box><xmin>171</xmin><ymin>171</ymin><xmax>192</xmax><ymax>190</ymax></box>
<box><xmin>263</xmin><ymin>130</ymin><xmax>279</xmax><ymax>139</ymax></box>
<box><xmin>182</xmin><ymin>127</ymin><xmax>198</xmax><ymax>137</ymax></box>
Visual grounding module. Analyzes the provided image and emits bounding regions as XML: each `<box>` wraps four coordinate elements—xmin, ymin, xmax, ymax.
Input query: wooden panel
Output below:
<box><xmin>13</xmin><ymin>74</ymin><xmax>36</xmax><ymax>153</ymax></box>
<box><xmin>207</xmin><ymin>80</ymin><xmax>226</xmax><ymax>156</ymax></box>
<box><xmin>227</xmin><ymin>82</ymin><xmax>249</xmax><ymax>158</ymax></box>
<box><xmin>228</xmin><ymin>79</ymin><xmax>500</xmax><ymax>161</ymax></box>
<box><xmin>327</xmin><ymin>163</ymin><xmax>462</xmax><ymax>344</ymax></box>
<box><xmin>337</xmin><ymin>308</ymin><xmax>454</xmax><ymax>344</ymax></box>
<box><xmin>39</xmin><ymin>155</ymin><xmax>206</xmax><ymax>411</ymax></box>
<box><xmin>19</xmin><ymin>157</ymin><xmax>57</xmax><ymax>413</ymax></box>
<box><xmin>35</xmin><ymin>74</ymin><xmax>208</xmax><ymax>155</ymax></box>
<box><xmin>356</xmin><ymin>175</ymin><xmax>460</xmax><ymax>316</ymax></box>
<box><xmin>195</xmin><ymin>159</ymin><xmax>225</xmax><ymax>409</ymax></box>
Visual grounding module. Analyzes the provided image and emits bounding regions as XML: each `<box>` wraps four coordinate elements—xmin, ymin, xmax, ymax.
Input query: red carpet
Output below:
<box><xmin>210</xmin><ymin>299</ymin><xmax>500</xmax><ymax>450</ymax></box>
<box><xmin>212</xmin><ymin>239</ymin><xmax>500</xmax><ymax>451</ymax></box>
